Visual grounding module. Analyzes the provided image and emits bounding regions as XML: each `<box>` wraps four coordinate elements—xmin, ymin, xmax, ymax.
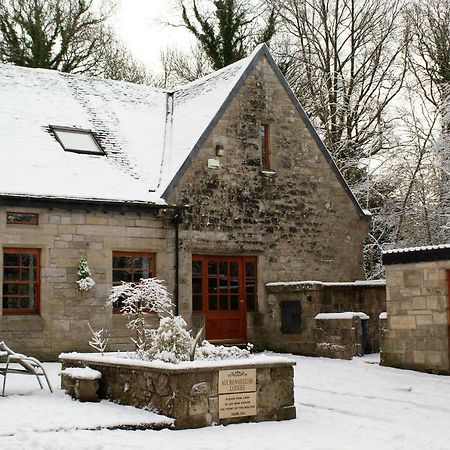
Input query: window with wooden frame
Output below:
<box><xmin>191</xmin><ymin>256</ymin><xmax>257</xmax><ymax>313</ymax></box>
<box><xmin>6</xmin><ymin>212</ymin><xmax>39</xmax><ymax>225</ymax></box>
<box><xmin>112</xmin><ymin>252</ymin><xmax>155</xmax><ymax>312</ymax></box>
<box><xmin>260</xmin><ymin>123</ymin><xmax>270</xmax><ymax>170</ymax></box>
<box><xmin>2</xmin><ymin>248</ymin><xmax>40</xmax><ymax>315</ymax></box>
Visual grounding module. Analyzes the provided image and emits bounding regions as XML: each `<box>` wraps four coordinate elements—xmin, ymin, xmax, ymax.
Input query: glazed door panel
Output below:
<box><xmin>193</xmin><ymin>255</ymin><xmax>248</xmax><ymax>342</ymax></box>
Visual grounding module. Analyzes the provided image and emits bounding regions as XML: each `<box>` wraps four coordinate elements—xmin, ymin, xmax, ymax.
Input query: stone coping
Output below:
<box><xmin>315</xmin><ymin>312</ymin><xmax>369</xmax><ymax>320</ymax></box>
<box><xmin>266</xmin><ymin>280</ymin><xmax>385</xmax><ymax>292</ymax></box>
<box><xmin>59</xmin><ymin>352</ymin><xmax>296</xmax><ymax>374</ymax></box>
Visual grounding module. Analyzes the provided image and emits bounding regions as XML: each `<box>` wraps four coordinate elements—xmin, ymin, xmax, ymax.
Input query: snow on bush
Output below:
<box><xmin>107</xmin><ymin>278</ymin><xmax>173</xmax><ymax>359</ymax></box>
<box><xmin>88</xmin><ymin>323</ymin><xmax>109</xmax><ymax>355</ymax></box>
<box><xmin>104</xmin><ymin>278</ymin><xmax>252</xmax><ymax>363</ymax></box>
<box><xmin>195</xmin><ymin>341</ymin><xmax>252</xmax><ymax>361</ymax></box>
<box><xmin>148</xmin><ymin>316</ymin><xmax>194</xmax><ymax>364</ymax></box>
<box><xmin>76</xmin><ymin>256</ymin><xmax>95</xmax><ymax>291</ymax></box>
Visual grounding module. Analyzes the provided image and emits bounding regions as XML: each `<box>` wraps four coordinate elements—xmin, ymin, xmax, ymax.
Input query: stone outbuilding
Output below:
<box><xmin>0</xmin><ymin>44</ymin><xmax>371</xmax><ymax>359</ymax></box>
<box><xmin>381</xmin><ymin>245</ymin><xmax>450</xmax><ymax>374</ymax></box>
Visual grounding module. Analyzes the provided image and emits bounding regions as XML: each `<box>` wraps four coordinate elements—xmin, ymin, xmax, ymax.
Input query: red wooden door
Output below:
<box><xmin>193</xmin><ymin>255</ymin><xmax>251</xmax><ymax>343</ymax></box>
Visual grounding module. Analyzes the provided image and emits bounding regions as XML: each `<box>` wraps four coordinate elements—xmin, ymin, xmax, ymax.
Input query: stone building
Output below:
<box><xmin>381</xmin><ymin>245</ymin><xmax>450</xmax><ymax>374</ymax></box>
<box><xmin>0</xmin><ymin>45</ymin><xmax>371</xmax><ymax>359</ymax></box>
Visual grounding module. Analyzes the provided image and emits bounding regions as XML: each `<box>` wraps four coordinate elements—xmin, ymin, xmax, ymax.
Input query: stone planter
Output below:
<box><xmin>60</xmin><ymin>366</ymin><xmax>101</xmax><ymax>402</ymax></box>
<box><xmin>59</xmin><ymin>353</ymin><xmax>296</xmax><ymax>429</ymax></box>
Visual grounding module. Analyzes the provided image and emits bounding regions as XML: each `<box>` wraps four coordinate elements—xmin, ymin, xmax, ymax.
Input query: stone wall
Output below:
<box><xmin>167</xmin><ymin>55</ymin><xmax>369</xmax><ymax>348</ymax></box>
<box><xmin>0</xmin><ymin>54</ymin><xmax>369</xmax><ymax>358</ymax></box>
<box><xmin>0</xmin><ymin>204</ymin><xmax>174</xmax><ymax>360</ymax></box>
<box><xmin>60</xmin><ymin>354</ymin><xmax>296</xmax><ymax>429</ymax></box>
<box><xmin>381</xmin><ymin>261</ymin><xmax>450</xmax><ymax>374</ymax></box>
<box><xmin>264</xmin><ymin>282</ymin><xmax>386</xmax><ymax>355</ymax></box>
<box><xmin>314</xmin><ymin>316</ymin><xmax>363</xmax><ymax>360</ymax></box>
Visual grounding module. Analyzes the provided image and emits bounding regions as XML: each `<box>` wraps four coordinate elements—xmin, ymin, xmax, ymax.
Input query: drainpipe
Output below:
<box><xmin>173</xmin><ymin>208</ymin><xmax>183</xmax><ymax>316</ymax></box>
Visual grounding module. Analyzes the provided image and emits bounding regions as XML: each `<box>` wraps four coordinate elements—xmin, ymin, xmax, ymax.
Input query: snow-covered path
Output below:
<box><xmin>1</xmin><ymin>353</ymin><xmax>449</xmax><ymax>449</ymax></box>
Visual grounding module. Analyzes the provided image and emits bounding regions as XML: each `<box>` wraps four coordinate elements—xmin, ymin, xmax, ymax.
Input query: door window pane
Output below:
<box><xmin>219</xmin><ymin>295</ymin><xmax>228</xmax><ymax>310</ymax></box>
<box><xmin>208</xmin><ymin>295</ymin><xmax>217</xmax><ymax>310</ymax></box>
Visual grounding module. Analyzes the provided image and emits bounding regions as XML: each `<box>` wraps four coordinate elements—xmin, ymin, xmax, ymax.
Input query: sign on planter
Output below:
<box><xmin>218</xmin><ymin>369</ymin><xmax>256</xmax><ymax>419</ymax></box>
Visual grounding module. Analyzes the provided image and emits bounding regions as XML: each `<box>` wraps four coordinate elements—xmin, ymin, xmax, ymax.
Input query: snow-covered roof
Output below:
<box><xmin>382</xmin><ymin>244</ymin><xmax>450</xmax><ymax>265</ymax></box>
<box><xmin>0</xmin><ymin>47</ymin><xmax>253</xmax><ymax>205</ymax></box>
<box><xmin>0</xmin><ymin>44</ymin><xmax>367</xmax><ymax>216</ymax></box>
<box><xmin>382</xmin><ymin>244</ymin><xmax>450</xmax><ymax>255</ymax></box>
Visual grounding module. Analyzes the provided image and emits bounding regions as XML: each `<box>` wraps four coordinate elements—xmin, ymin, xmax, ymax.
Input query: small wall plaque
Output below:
<box><xmin>218</xmin><ymin>368</ymin><xmax>256</xmax><ymax>394</ymax></box>
<box><xmin>219</xmin><ymin>392</ymin><xmax>257</xmax><ymax>419</ymax></box>
<box><xmin>208</xmin><ymin>158</ymin><xmax>220</xmax><ymax>169</ymax></box>
<box><xmin>6</xmin><ymin>212</ymin><xmax>39</xmax><ymax>225</ymax></box>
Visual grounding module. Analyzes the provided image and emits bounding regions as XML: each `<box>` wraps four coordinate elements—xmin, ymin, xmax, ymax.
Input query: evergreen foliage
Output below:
<box><xmin>148</xmin><ymin>316</ymin><xmax>194</xmax><ymax>364</ymax></box>
<box><xmin>0</xmin><ymin>0</ymin><xmax>150</xmax><ymax>83</ymax></box>
<box><xmin>76</xmin><ymin>256</ymin><xmax>95</xmax><ymax>291</ymax></box>
<box><xmin>180</xmin><ymin>0</ymin><xmax>277</xmax><ymax>69</ymax></box>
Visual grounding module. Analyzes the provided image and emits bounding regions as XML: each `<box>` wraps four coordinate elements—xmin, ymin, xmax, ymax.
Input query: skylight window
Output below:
<box><xmin>51</xmin><ymin>126</ymin><xmax>104</xmax><ymax>155</ymax></box>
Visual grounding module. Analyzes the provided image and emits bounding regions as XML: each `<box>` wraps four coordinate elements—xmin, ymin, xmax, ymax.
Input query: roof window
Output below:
<box><xmin>51</xmin><ymin>126</ymin><xmax>104</xmax><ymax>155</ymax></box>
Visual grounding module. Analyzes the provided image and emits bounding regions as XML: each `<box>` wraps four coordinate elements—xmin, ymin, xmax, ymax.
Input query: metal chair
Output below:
<box><xmin>0</xmin><ymin>341</ymin><xmax>53</xmax><ymax>396</ymax></box>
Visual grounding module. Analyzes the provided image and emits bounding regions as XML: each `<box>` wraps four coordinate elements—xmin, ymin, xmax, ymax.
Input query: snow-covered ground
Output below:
<box><xmin>1</xmin><ymin>353</ymin><xmax>449</xmax><ymax>450</ymax></box>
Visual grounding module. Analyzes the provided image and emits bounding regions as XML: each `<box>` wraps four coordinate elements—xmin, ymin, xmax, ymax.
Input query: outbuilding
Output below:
<box><xmin>381</xmin><ymin>245</ymin><xmax>450</xmax><ymax>374</ymax></box>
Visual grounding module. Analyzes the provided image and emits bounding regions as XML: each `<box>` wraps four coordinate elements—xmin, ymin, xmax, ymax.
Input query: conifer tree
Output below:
<box><xmin>180</xmin><ymin>0</ymin><xmax>277</xmax><ymax>70</ymax></box>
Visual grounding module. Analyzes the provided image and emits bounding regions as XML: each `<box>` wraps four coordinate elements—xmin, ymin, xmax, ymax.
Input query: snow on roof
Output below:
<box><xmin>0</xmin><ymin>46</ymin><xmax>256</xmax><ymax>205</ymax></box>
<box><xmin>382</xmin><ymin>244</ymin><xmax>450</xmax><ymax>255</ymax></box>
<box><xmin>315</xmin><ymin>312</ymin><xmax>370</xmax><ymax>320</ymax></box>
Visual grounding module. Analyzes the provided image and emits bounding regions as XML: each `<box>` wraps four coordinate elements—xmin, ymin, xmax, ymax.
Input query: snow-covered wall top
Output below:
<box><xmin>315</xmin><ymin>312</ymin><xmax>370</xmax><ymax>320</ymax></box>
<box><xmin>0</xmin><ymin>47</ymin><xmax>253</xmax><ymax>204</ymax></box>
<box><xmin>59</xmin><ymin>351</ymin><xmax>295</xmax><ymax>372</ymax></box>
<box><xmin>266</xmin><ymin>280</ymin><xmax>386</xmax><ymax>288</ymax></box>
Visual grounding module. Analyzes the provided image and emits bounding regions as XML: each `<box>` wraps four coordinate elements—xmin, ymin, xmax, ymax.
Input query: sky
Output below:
<box><xmin>112</xmin><ymin>0</ymin><xmax>195</xmax><ymax>73</ymax></box>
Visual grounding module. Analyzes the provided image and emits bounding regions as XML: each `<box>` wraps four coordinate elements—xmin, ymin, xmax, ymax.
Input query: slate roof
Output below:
<box><xmin>382</xmin><ymin>244</ymin><xmax>450</xmax><ymax>265</ymax></box>
<box><xmin>0</xmin><ymin>44</ymin><xmax>367</xmax><ymax>217</ymax></box>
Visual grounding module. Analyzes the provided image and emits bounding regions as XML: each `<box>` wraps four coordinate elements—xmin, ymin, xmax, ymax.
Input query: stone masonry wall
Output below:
<box><xmin>264</xmin><ymin>283</ymin><xmax>385</xmax><ymax>355</ymax></box>
<box><xmin>382</xmin><ymin>262</ymin><xmax>450</xmax><ymax>374</ymax></box>
<box><xmin>167</xmin><ymin>55</ymin><xmax>369</xmax><ymax>349</ymax></box>
<box><xmin>314</xmin><ymin>316</ymin><xmax>363</xmax><ymax>360</ymax></box>
<box><xmin>60</xmin><ymin>356</ymin><xmax>296</xmax><ymax>429</ymax></box>
<box><xmin>0</xmin><ymin>205</ymin><xmax>174</xmax><ymax>360</ymax></box>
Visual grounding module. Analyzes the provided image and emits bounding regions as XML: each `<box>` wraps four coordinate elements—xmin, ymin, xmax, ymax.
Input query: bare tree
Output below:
<box><xmin>158</xmin><ymin>43</ymin><xmax>212</xmax><ymax>88</ymax></box>
<box><xmin>273</xmin><ymin>0</ymin><xmax>408</xmax><ymax>186</ymax></box>
<box><xmin>407</xmin><ymin>0</ymin><xmax>450</xmax><ymax>107</ymax></box>
<box><xmin>99</xmin><ymin>26</ymin><xmax>152</xmax><ymax>84</ymax></box>
<box><xmin>407</xmin><ymin>0</ymin><xmax>450</xmax><ymax>236</ymax></box>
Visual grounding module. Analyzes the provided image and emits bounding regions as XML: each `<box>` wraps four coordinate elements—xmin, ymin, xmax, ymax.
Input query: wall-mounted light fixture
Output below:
<box><xmin>215</xmin><ymin>144</ymin><xmax>224</xmax><ymax>157</ymax></box>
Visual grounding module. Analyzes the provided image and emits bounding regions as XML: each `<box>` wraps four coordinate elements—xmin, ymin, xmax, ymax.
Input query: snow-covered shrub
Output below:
<box><xmin>76</xmin><ymin>256</ymin><xmax>95</xmax><ymax>291</ymax></box>
<box><xmin>107</xmin><ymin>278</ymin><xmax>173</xmax><ymax>359</ymax></box>
<box><xmin>195</xmin><ymin>341</ymin><xmax>253</xmax><ymax>361</ymax></box>
<box><xmin>88</xmin><ymin>323</ymin><xmax>109</xmax><ymax>355</ymax></box>
<box><xmin>148</xmin><ymin>316</ymin><xmax>194</xmax><ymax>363</ymax></box>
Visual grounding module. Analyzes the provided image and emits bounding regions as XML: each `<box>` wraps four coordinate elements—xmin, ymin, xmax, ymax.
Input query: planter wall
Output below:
<box><xmin>60</xmin><ymin>353</ymin><xmax>296</xmax><ymax>429</ymax></box>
